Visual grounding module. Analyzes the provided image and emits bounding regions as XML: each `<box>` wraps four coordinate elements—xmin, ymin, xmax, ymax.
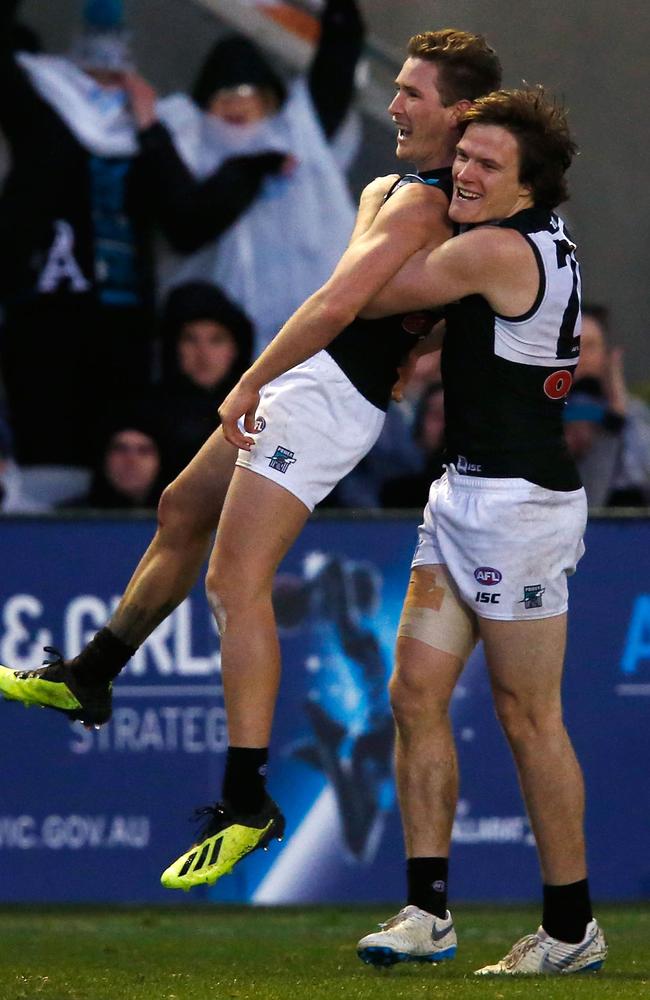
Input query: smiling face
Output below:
<box><xmin>388</xmin><ymin>58</ymin><xmax>466</xmax><ymax>171</ymax></box>
<box><xmin>450</xmin><ymin>123</ymin><xmax>534</xmax><ymax>224</ymax></box>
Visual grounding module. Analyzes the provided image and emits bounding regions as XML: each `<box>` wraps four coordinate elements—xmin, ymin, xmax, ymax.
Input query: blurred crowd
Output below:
<box><xmin>0</xmin><ymin>0</ymin><xmax>648</xmax><ymax>513</ymax></box>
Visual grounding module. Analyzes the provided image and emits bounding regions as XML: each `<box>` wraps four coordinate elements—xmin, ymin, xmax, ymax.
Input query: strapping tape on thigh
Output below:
<box><xmin>398</xmin><ymin>568</ymin><xmax>477</xmax><ymax>660</ymax></box>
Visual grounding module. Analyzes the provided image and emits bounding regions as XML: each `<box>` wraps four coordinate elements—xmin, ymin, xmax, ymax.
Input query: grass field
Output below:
<box><xmin>1</xmin><ymin>905</ymin><xmax>648</xmax><ymax>1000</ymax></box>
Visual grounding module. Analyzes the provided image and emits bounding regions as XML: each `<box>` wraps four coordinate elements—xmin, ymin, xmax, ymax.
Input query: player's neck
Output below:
<box><xmin>413</xmin><ymin>139</ymin><xmax>456</xmax><ymax>174</ymax></box>
<box><xmin>414</xmin><ymin>157</ymin><xmax>452</xmax><ymax>175</ymax></box>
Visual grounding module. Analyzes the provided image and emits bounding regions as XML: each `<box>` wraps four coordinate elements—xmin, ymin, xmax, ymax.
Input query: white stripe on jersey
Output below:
<box><xmin>494</xmin><ymin>213</ymin><xmax>581</xmax><ymax>368</ymax></box>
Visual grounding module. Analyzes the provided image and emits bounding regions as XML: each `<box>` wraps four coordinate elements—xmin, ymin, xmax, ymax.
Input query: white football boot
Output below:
<box><xmin>357</xmin><ymin>905</ymin><xmax>457</xmax><ymax>967</ymax></box>
<box><xmin>475</xmin><ymin>919</ymin><xmax>607</xmax><ymax>976</ymax></box>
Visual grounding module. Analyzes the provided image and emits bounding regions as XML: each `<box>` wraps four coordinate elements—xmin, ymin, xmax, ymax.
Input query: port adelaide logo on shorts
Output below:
<box><xmin>518</xmin><ymin>584</ymin><xmax>545</xmax><ymax>609</ymax></box>
<box><xmin>267</xmin><ymin>445</ymin><xmax>297</xmax><ymax>474</ymax></box>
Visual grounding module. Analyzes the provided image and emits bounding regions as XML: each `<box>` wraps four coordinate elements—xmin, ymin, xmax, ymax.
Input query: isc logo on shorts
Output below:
<box><xmin>474</xmin><ymin>567</ymin><xmax>502</xmax><ymax>586</ymax></box>
<box><xmin>475</xmin><ymin>592</ymin><xmax>501</xmax><ymax>604</ymax></box>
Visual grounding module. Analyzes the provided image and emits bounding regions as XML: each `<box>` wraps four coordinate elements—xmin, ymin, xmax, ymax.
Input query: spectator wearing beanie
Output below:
<box><xmin>64</xmin><ymin>408</ymin><xmax>164</xmax><ymax>509</ymax></box>
<box><xmin>151</xmin><ymin>282</ymin><xmax>253</xmax><ymax>482</ymax></box>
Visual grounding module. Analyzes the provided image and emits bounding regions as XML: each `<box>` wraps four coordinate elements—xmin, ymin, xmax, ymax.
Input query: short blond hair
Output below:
<box><xmin>407</xmin><ymin>29</ymin><xmax>502</xmax><ymax>105</ymax></box>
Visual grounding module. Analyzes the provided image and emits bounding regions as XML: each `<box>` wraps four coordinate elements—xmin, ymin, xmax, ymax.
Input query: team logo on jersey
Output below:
<box><xmin>518</xmin><ymin>584</ymin><xmax>545</xmax><ymax>609</ymax></box>
<box><xmin>544</xmin><ymin>370</ymin><xmax>573</xmax><ymax>400</ymax></box>
<box><xmin>267</xmin><ymin>446</ymin><xmax>297</xmax><ymax>474</ymax></box>
<box><xmin>402</xmin><ymin>312</ymin><xmax>435</xmax><ymax>336</ymax></box>
<box><xmin>254</xmin><ymin>416</ymin><xmax>266</xmax><ymax>432</ymax></box>
<box><xmin>474</xmin><ymin>567</ymin><xmax>502</xmax><ymax>586</ymax></box>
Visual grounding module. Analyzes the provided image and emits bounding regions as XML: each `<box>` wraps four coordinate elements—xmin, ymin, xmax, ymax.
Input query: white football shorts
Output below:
<box><xmin>235</xmin><ymin>350</ymin><xmax>385</xmax><ymax>511</ymax></box>
<box><xmin>412</xmin><ymin>465</ymin><xmax>588</xmax><ymax>620</ymax></box>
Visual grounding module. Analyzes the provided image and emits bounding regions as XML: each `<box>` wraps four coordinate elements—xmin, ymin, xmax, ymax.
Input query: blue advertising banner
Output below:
<box><xmin>0</xmin><ymin>514</ymin><xmax>648</xmax><ymax>904</ymax></box>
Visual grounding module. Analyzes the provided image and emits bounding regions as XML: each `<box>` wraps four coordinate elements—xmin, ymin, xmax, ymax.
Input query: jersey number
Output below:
<box><xmin>554</xmin><ymin>239</ymin><xmax>580</xmax><ymax>360</ymax></box>
<box><xmin>543</xmin><ymin>369</ymin><xmax>573</xmax><ymax>400</ymax></box>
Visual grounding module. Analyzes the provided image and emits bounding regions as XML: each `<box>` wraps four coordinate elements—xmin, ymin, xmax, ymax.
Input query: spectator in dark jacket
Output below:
<box><xmin>64</xmin><ymin>408</ymin><xmax>164</xmax><ymax>509</ymax></box>
<box><xmin>153</xmin><ymin>282</ymin><xmax>253</xmax><ymax>481</ymax></box>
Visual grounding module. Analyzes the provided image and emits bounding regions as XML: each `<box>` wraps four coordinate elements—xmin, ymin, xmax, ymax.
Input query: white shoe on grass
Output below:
<box><xmin>475</xmin><ymin>918</ymin><xmax>607</xmax><ymax>976</ymax></box>
<box><xmin>357</xmin><ymin>904</ymin><xmax>456</xmax><ymax>967</ymax></box>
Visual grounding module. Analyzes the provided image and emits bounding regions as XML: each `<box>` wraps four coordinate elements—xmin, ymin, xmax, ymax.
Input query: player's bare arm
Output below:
<box><xmin>348</xmin><ymin>173</ymin><xmax>401</xmax><ymax>243</ymax></box>
<box><xmin>219</xmin><ymin>182</ymin><xmax>452</xmax><ymax>448</ymax></box>
<box><xmin>362</xmin><ymin>225</ymin><xmax>540</xmax><ymax>320</ymax></box>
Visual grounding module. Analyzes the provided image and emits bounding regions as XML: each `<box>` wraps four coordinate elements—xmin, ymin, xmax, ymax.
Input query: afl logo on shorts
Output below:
<box><xmin>254</xmin><ymin>416</ymin><xmax>266</xmax><ymax>432</ymax></box>
<box><xmin>543</xmin><ymin>370</ymin><xmax>573</xmax><ymax>400</ymax></box>
<box><xmin>474</xmin><ymin>567</ymin><xmax>502</xmax><ymax>586</ymax></box>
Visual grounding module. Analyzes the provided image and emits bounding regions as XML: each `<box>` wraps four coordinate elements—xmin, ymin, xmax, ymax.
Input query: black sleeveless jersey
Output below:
<box><xmin>442</xmin><ymin>206</ymin><xmax>582</xmax><ymax>491</ymax></box>
<box><xmin>325</xmin><ymin>167</ymin><xmax>453</xmax><ymax>411</ymax></box>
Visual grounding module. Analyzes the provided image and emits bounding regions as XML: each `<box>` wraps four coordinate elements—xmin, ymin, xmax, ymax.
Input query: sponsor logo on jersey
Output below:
<box><xmin>267</xmin><ymin>446</ymin><xmax>297</xmax><ymax>474</ymax></box>
<box><xmin>457</xmin><ymin>454</ymin><xmax>482</xmax><ymax>474</ymax></box>
<box><xmin>254</xmin><ymin>416</ymin><xmax>266</xmax><ymax>432</ymax></box>
<box><xmin>544</xmin><ymin>369</ymin><xmax>573</xmax><ymax>400</ymax></box>
<box><xmin>474</xmin><ymin>567</ymin><xmax>502</xmax><ymax>585</ymax></box>
<box><xmin>518</xmin><ymin>584</ymin><xmax>545</xmax><ymax>609</ymax></box>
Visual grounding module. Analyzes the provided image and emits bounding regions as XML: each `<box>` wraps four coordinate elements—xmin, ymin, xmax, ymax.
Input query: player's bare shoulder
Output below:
<box><xmin>379</xmin><ymin>178</ymin><xmax>451</xmax><ymax>241</ymax></box>
<box><xmin>389</xmin><ymin>177</ymin><xmax>450</xmax><ymax>211</ymax></box>
<box><xmin>452</xmin><ymin>224</ymin><xmax>536</xmax><ymax>273</ymax></box>
<box><xmin>450</xmin><ymin>225</ymin><xmax>539</xmax><ymax>314</ymax></box>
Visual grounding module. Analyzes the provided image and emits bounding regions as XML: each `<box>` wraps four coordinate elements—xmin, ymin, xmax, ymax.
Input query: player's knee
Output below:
<box><xmin>204</xmin><ymin>557</ymin><xmax>250</xmax><ymax>633</ymax></box>
<box><xmin>157</xmin><ymin>482</ymin><xmax>175</xmax><ymax>524</ymax></box>
<box><xmin>205</xmin><ymin>578</ymin><xmax>228</xmax><ymax>637</ymax></box>
<box><xmin>157</xmin><ymin>481</ymin><xmax>193</xmax><ymax>535</ymax></box>
<box><xmin>388</xmin><ymin>671</ymin><xmax>416</xmax><ymax>727</ymax></box>
<box><xmin>493</xmin><ymin>689</ymin><xmax>563</xmax><ymax>747</ymax></box>
<box><xmin>389</xmin><ymin>666</ymin><xmax>447</xmax><ymax>730</ymax></box>
<box><xmin>157</xmin><ymin>476</ymin><xmax>219</xmax><ymax>541</ymax></box>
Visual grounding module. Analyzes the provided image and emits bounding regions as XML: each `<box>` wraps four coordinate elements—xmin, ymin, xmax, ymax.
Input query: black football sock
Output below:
<box><xmin>407</xmin><ymin>857</ymin><xmax>449</xmax><ymax>919</ymax></box>
<box><xmin>69</xmin><ymin>627</ymin><xmax>137</xmax><ymax>683</ymax></box>
<box><xmin>542</xmin><ymin>879</ymin><xmax>593</xmax><ymax>943</ymax></box>
<box><xmin>222</xmin><ymin>746</ymin><xmax>269</xmax><ymax>815</ymax></box>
